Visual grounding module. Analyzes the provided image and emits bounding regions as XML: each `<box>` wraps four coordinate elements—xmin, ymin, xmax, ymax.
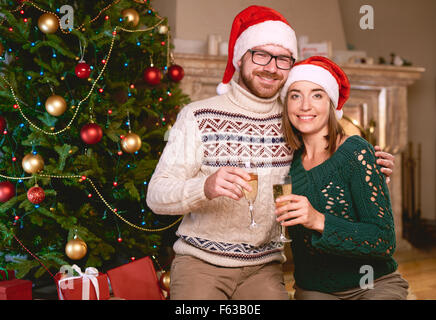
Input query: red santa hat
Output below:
<box><xmin>280</xmin><ymin>56</ymin><xmax>350</xmax><ymax>119</ymax></box>
<box><xmin>217</xmin><ymin>5</ymin><xmax>298</xmax><ymax>95</ymax></box>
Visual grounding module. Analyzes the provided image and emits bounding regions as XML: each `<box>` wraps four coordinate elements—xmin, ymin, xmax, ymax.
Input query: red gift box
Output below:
<box><xmin>55</xmin><ymin>265</ymin><xmax>110</xmax><ymax>300</ymax></box>
<box><xmin>0</xmin><ymin>269</ymin><xmax>15</xmax><ymax>281</ymax></box>
<box><xmin>0</xmin><ymin>279</ymin><xmax>32</xmax><ymax>300</ymax></box>
<box><xmin>107</xmin><ymin>256</ymin><xmax>165</xmax><ymax>300</ymax></box>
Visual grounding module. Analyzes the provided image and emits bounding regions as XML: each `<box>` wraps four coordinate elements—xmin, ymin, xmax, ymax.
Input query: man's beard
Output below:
<box><xmin>240</xmin><ymin>69</ymin><xmax>285</xmax><ymax>99</ymax></box>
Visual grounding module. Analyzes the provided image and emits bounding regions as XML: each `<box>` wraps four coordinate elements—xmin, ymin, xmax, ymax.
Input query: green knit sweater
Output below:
<box><xmin>289</xmin><ymin>135</ymin><xmax>398</xmax><ymax>293</ymax></box>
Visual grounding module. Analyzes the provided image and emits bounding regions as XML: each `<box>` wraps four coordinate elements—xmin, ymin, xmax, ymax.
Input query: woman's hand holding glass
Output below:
<box><xmin>275</xmin><ymin>194</ymin><xmax>325</xmax><ymax>234</ymax></box>
<box><xmin>273</xmin><ymin>175</ymin><xmax>293</xmax><ymax>242</ymax></box>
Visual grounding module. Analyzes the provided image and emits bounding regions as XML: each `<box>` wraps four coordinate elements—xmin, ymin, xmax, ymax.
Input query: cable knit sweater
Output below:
<box><xmin>289</xmin><ymin>135</ymin><xmax>398</xmax><ymax>292</ymax></box>
<box><xmin>146</xmin><ymin>80</ymin><xmax>293</xmax><ymax>267</ymax></box>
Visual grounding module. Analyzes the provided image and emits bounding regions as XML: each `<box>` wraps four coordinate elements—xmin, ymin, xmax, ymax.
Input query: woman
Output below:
<box><xmin>275</xmin><ymin>56</ymin><xmax>409</xmax><ymax>300</ymax></box>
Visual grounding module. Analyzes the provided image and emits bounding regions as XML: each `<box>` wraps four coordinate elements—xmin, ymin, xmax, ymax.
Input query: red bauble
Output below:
<box><xmin>27</xmin><ymin>185</ymin><xmax>45</xmax><ymax>204</ymax></box>
<box><xmin>143</xmin><ymin>67</ymin><xmax>162</xmax><ymax>85</ymax></box>
<box><xmin>75</xmin><ymin>61</ymin><xmax>91</xmax><ymax>79</ymax></box>
<box><xmin>0</xmin><ymin>116</ymin><xmax>6</xmax><ymax>133</ymax></box>
<box><xmin>0</xmin><ymin>181</ymin><xmax>15</xmax><ymax>203</ymax></box>
<box><xmin>80</xmin><ymin>123</ymin><xmax>103</xmax><ymax>145</ymax></box>
<box><xmin>168</xmin><ymin>64</ymin><xmax>184</xmax><ymax>82</ymax></box>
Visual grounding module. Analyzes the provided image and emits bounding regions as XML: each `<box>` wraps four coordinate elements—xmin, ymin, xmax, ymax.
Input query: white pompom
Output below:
<box><xmin>216</xmin><ymin>82</ymin><xmax>231</xmax><ymax>95</ymax></box>
<box><xmin>335</xmin><ymin>109</ymin><xmax>343</xmax><ymax>120</ymax></box>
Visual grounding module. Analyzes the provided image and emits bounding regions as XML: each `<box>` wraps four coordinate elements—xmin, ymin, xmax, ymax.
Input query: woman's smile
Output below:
<box><xmin>296</xmin><ymin>114</ymin><xmax>317</xmax><ymax>121</ymax></box>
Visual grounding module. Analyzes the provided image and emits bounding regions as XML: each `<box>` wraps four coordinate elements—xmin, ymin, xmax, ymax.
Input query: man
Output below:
<box><xmin>146</xmin><ymin>5</ymin><xmax>394</xmax><ymax>300</ymax></box>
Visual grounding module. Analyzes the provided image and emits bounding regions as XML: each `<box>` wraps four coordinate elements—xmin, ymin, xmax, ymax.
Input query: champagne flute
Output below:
<box><xmin>273</xmin><ymin>175</ymin><xmax>292</xmax><ymax>242</ymax></box>
<box><xmin>242</xmin><ymin>165</ymin><xmax>258</xmax><ymax>229</ymax></box>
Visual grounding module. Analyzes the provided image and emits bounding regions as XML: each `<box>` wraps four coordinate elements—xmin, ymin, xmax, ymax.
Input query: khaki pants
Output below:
<box><xmin>170</xmin><ymin>254</ymin><xmax>289</xmax><ymax>300</ymax></box>
<box><xmin>294</xmin><ymin>271</ymin><xmax>409</xmax><ymax>300</ymax></box>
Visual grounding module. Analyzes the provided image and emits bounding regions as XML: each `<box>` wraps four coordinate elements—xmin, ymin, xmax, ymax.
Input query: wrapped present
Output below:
<box><xmin>0</xmin><ymin>268</ymin><xmax>15</xmax><ymax>281</ymax></box>
<box><xmin>55</xmin><ymin>265</ymin><xmax>110</xmax><ymax>300</ymax></box>
<box><xmin>107</xmin><ymin>256</ymin><xmax>164</xmax><ymax>300</ymax></box>
<box><xmin>0</xmin><ymin>279</ymin><xmax>32</xmax><ymax>300</ymax></box>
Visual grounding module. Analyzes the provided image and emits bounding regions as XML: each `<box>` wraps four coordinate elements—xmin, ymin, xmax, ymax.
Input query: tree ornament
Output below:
<box><xmin>121</xmin><ymin>8</ymin><xmax>140</xmax><ymax>27</ymax></box>
<box><xmin>37</xmin><ymin>13</ymin><xmax>59</xmax><ymax>34</ymax></box>
<box><xmin>22</xmin><ymin>153</ymin><xmax>44</xmax><ymax>174</ymax></box>
<box><xmin>159</xmin><ymin>271</ymin><xmax>171</xmax><ymax>292</ymax></box>
<box><xmin>0</xmin><ymin>116</ymin><xmax>6</xmax><ymax>132</ymax></box>
<box><xmin>65</xmin><ymin>236</ymin><xmax>88</xmax><ymax>260</ymax></box>
<box><xmin>158</xmin><ymin>25</ymin><xmax>168</xmax><ymax>34</ymax></box>
<box><xmin>0</xmin><ymin>181</ymin><xmax>15</xmax><ymax>203</ymax></box>
<box><xmin>0</xmin><ymin>42</ymin><xmax>4</xmax><ymax>56</ymax></box>
<box><xmin>168</xmin><ymin>64</ymin><xmax>185</xmax><ymax>82</ymax></box>
<box><xmin>75</xmin><ymin>61</ymin><xmax>91</xmax><ymax>79</ymax></box>
<box><xmin>143</xmin><ymin>67</ymin><xmax>162</xmax><ymax>86</ymax></box>
<box><xmin>45</xmin><ymin>95</ymin><xmax>67</xmax><ymax>116</ymax></box>
<box><xmin>80</xmin><ymin>123</ymin><xmax>103</xmax><ymax>144</ymax></box>
<box><xmin>121</xmin><ymin>132</ymin><xmax>142</xmax><ymax>153</ymax></box>
<box><xmin>27</xmin><ymin>184</ymin><xmax>45</xmax><ymax>204</ymax></box>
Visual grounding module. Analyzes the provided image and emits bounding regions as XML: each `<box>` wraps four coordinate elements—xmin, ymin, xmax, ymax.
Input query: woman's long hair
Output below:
<box><xmin>282</xmin><ymin>92</ymin><xmax>345</xmax><ymax>156</ymax></box>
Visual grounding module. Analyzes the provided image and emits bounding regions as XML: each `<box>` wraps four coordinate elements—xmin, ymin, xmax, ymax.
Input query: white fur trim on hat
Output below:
<box><xmin>280</xmin><ymin>64</ymin><xmax>339</xmax><ymax>108</ymax></box>
<box><xmin>216</xmin><ymin>82</ymin><xmax>231</xmax><ymax>95</ymax></box>
<box><xmin>232</xmin><ymin>20</ymin><xmax>298</xmax><ymax>71</ymax></box>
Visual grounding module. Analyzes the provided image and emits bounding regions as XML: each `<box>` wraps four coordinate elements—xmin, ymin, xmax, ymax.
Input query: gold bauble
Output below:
<box><xmin>121</xmin><ymin>8</ymin><xmax>140</xmax><ymax>27</ymax></box>
<box><xmin>159</xmin><ymin>271</ymin><xmax>171</xmax><ymax>292</ymax></box>
<box><xmin>22</xmin><ymin>153</ymin><xmax>44</xmax><ymax>174</ymax></box>
<box><xmin>158</xmin><ymin>25</ymin><xmax>168</xmax><ymax>34</ymax></box>
<box><xmin>65</xmin><ymin>237</ymin><xmax>88</xmax><ymax>260</ymax></box>
<box><xmin>45</xmin><ymin>95</ymin><xmax>67</xmax><ymax>116</ymax></box>
<box><xmin>121</xmin><ymin>132</ymin><xmax>142</xmax><ymax>153</ymax></box>
<box><xmin>38</xmin><ymin>13</ymin><xmax>59</xmax><ymax>34</ymax></box>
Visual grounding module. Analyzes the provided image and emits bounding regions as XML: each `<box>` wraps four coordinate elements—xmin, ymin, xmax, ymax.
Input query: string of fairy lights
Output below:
<box><xmin>0</xmin><ymin>171</ymin><xmax>182</xmax><ymax>232</ymax></box>
<box><xmin>1</xmin><ymin>22</ymin><xmax>169</xmax><ymax>135</ymax></box>
<box><xmin>0</xmin><ymin>1</ymin><xmax>183</xmax><ymax>233</ymax></box>
<box><xmin>1</xmin><ymin>1</ymin><xmax>170</xmax><ymax>135</ymax></box>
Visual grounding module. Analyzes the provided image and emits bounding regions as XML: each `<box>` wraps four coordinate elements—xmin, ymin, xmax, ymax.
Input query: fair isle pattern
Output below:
<box><xmin>193</xmin><ymin>108</ymin><xmax>292</xmax><ymax>168</ymax></box>
<box><xmin>177</xmin><ymin>232</ymin><xmax>284</xmax><ymax>261</ymax></box>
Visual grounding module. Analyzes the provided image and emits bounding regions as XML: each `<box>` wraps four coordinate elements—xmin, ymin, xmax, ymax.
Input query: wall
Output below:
<box><xmin>153</xmin><ymin>0</ymin><xmax>348</xmax><ymax>51</ymax></box>
<box><xmin>338</xmin><ymin>0</ymin><xmax>436</xmax><ymax>220</ymax></box>
<box><xmin>155</xmin><ymin>0</ymin><xmax>177</xmax><ymax>36</ymax></box>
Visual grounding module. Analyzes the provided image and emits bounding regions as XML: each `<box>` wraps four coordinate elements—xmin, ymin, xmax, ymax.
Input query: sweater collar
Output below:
<box><xmin>227</xmin><ymin>79</ymin><xmax>280</xmax><ymax>114</ymax></box>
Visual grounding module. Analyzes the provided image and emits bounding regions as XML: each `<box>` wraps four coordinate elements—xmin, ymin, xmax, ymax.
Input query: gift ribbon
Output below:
<box><xmin>57</xmin><ymin>265</ymin><xmax>101</xmax><ymax>300</ymax></box>
<box><xmin>0</xmin><ymin>267</ymin><xmax>10</xmax><ymax>280</ymax></box>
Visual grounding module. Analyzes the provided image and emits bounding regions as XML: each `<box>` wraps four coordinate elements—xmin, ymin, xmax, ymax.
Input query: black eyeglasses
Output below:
<box><xmin>248</xmin><ymin>49</ymin><xmax>295</xmax><ymax>70</ymax></box>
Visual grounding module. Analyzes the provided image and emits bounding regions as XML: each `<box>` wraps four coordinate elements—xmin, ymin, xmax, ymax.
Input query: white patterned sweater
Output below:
<box><xmin>146</xmin><ymin>80</ymin><xmax>293</xmax><ymax>267</ymax></box>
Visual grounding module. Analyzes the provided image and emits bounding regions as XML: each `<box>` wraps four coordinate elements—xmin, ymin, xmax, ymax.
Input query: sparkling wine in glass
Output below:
<box><xmin>273</xmin><ymin>175</ymin><xmax>292</xmax><ymax>242</ymax></box>
<box><xmin>243</xmin><ymin>169</ymin><xmax>258</xmax><ymax>229</ymax></box>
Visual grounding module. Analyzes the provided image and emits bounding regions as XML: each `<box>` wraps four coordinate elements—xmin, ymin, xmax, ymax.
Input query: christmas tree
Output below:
<box><xmin>0</xmin><ymin>0</ymin><xmax>188</xmax><ymax>284</ymax></box>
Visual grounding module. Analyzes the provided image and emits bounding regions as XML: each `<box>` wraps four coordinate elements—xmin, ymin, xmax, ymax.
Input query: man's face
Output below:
<box><xmin>237</xmin><ymin>44</ymin><xmax>292</xmax><ymax>99</ymax></box>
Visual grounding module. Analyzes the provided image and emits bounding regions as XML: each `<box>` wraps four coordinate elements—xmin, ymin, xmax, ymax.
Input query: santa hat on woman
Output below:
<box><xmin>217</xmin><ymin>5</ymin><xmax>298</xmax><ymax>95</ymax></box>
<box><xmin>280</xmin><ymin>56</ymin><xmax>350</xmax><ymax>119</ymax></box>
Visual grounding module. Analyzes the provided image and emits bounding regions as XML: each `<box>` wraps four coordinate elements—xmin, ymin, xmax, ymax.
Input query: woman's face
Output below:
<box><xmin>286</xmin><ymin>81</ymin><xmax>331</xmax><ymax>136</ymax></box>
